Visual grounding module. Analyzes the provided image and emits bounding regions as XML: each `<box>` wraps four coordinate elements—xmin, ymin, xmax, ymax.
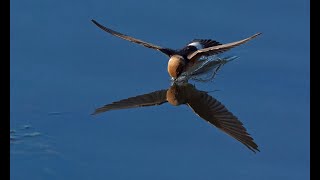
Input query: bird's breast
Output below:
<box><xmin>167</xmin><ymin>55</ymin><xmax>186</xmax><ymax>78</ymax></box>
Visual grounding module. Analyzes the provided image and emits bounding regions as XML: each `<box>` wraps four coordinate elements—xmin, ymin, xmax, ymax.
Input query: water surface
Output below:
<box><xmin>11</xmin><ymin>0</ymin><xmax>310</xmax><ymax>179</ymax></box>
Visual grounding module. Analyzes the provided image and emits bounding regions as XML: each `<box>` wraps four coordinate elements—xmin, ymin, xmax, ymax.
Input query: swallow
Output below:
<box><xmin>93</xmin><ymin>83</ymin><xmax>259</xmax><ymax>153</ymax></box>
<box><xmin>91</xmin><ymin>19</ymin><xmax>261</xmax><ymax>81</ymax></box>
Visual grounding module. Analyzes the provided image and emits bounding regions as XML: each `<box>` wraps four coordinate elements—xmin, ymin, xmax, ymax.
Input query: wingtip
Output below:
<box><xmin>91</xmin><ymin>19</ymin><xmax>98</xmax><ymax>24</ymax></box>
<box><xmin>251</xmin><ymin>145</ymin><xmax>260</xmax><ymax>153</ymax></box>
<box><xmin>253</xmin><ymin>148</ymin><xmax>260</xmax><ymax>154</ymax></box>
<box><xmin>254</xmin><ymin>32</ymin><xmax>262</xmax><ymax>37</ymax></box>
<box><xmin>245</xmin><ymin>32</ymin><xmax>262</xmax><ymax>41</ymax></box>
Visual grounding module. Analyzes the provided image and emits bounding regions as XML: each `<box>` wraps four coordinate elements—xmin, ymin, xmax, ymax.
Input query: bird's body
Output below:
<box><xmin>167</xmin><ymin>39</ymin><xmax>222</xmax><ymax>79</ymax></box>
<box><xmin>91</xmin><ymin>19</ymin><xmax>261</xmax><ymax>81</ymax></box>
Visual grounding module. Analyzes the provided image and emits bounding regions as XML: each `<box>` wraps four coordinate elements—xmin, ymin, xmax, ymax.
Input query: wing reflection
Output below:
<box><xmin>93</xmin><ymin>83</ymin><xmax>259</xmax><ymax>153</ymax></box>
<box><xmin>93</xmin><ymin>90</ymin><xmax>168</xmax><ymax>114</ymax></box>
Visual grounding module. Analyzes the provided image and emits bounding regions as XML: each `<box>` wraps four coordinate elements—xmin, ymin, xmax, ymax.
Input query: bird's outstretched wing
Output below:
<box><xmin>187</xmin><ymin>33</ymin><xmax>261</xmax><ymax>60</ymax></box>
<box><xmin>92</xmin><ymin>90</ymin><xmax>168</xmax><ymax>115</ymax></box>
<box><xmin>92</xmin><ymin>19</ymin><xmax>175</xmax><ymax>57</ymax></box>
<box><xmin>187</xmin><ymin>91</ymin><xmax>259</xmax><ymax>153</ymax></box>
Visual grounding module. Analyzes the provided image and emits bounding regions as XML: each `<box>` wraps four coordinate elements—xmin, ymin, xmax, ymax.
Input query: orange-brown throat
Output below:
<box><xmin>167</xmin><ymin>55</ymin><xmax>186</xmax><ymax>79</ymax></box>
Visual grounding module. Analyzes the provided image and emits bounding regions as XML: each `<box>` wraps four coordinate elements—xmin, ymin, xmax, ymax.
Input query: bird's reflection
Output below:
<box><xmin>93</xmin><ymin>83</ymin><xmax>259</xmax><ymax>153</ymax></box>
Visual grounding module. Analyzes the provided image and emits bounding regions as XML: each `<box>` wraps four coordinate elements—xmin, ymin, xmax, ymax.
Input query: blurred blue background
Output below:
<box><xmin>10</xmin><ymin>0</ymin><xmax>310</xmax><ymax>179</ymax></box>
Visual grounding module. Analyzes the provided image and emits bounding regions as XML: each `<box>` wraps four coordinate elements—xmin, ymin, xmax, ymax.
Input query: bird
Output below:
<box><xmin>92</xmin><ymin>83</ymin><xmax>260</xmax><ymax>153</ymax></box>
<box><xmin>91</xmin><ymin>19</ymin><xmax>261</xmax><ymax>81</ymax></box>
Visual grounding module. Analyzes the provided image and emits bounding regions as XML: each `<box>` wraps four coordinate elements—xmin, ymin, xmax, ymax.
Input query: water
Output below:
<box><xmin>11</xmin><ymin>0</ymin><xmax>310</xmax><ymax>179</ymax></box>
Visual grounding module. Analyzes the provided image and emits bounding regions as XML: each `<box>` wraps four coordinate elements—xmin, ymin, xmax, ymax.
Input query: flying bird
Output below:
<box><xmin>91</xmin><ymin>19</ymin><xmax>261</xmax><ymax>81</ymax></box>
<box><xmin>93</xmin><ymin>83</ymin><xmax>259</xmax><ymax>153</ymax></box>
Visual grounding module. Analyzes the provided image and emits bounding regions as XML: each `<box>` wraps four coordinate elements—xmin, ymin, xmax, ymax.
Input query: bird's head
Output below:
<box><xmin>167</xmin><ymin>55</ymin><xmax>186</xmax><ymax>79</ymax></box>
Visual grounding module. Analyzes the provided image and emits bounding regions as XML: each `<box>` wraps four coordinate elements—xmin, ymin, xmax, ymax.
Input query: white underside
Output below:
<box><xmin>173</xmin><ymin>55</ymin><xmax>238</xmax><ymax>84</ymax></box>
<box><xmin>188</xmin><ymin>42</ymin><xmax>203</xmax><ymax>50</ymax></box>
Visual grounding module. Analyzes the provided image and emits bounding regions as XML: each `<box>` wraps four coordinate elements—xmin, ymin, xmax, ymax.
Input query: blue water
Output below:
<box><xmin>11</xmin><ymin>0</ymin><xmax>310</xmax><ymax>179</ymax></box>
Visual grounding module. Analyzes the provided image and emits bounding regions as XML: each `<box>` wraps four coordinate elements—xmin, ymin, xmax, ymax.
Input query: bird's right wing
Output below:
<box><xmin>187</xmin><ymin>91</ymin><xmax>259</xmax><ymax>153</ymax></box>
<box><xmin>92</xmin><ymin>90</ymin><xmax>168</xmax><ymax>115</ymax></box>
<box><xmin>187</xmin><ymin>33</ymin><xmax>261</xmax><ymax>60</ymax></box>
<box><xmin>92</xmin><ymin>20</ymin><xmax>175</xmax><ymax>57</ymax></box>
